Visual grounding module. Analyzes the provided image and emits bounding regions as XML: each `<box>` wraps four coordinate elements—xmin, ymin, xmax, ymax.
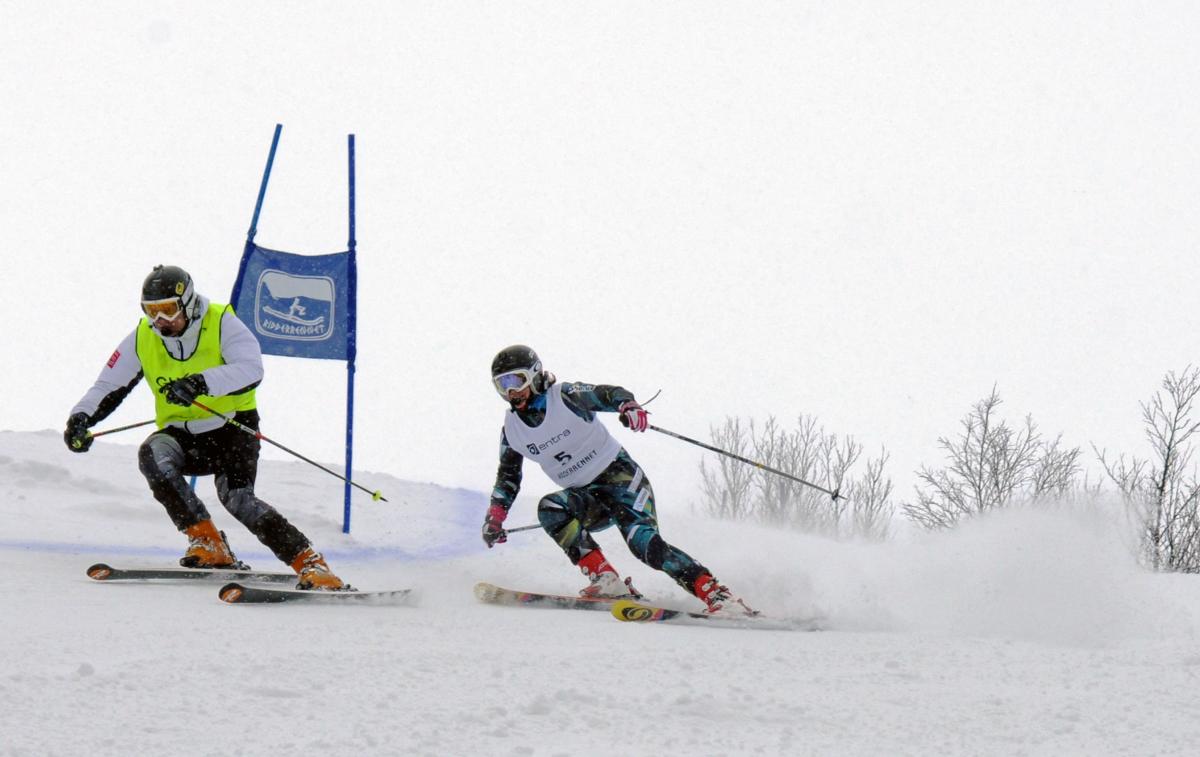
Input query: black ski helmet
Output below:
<box><xmin>141</xmin><ymin>264</ymin><xmax>199</xmax><ymax>329</ymax></box>
<box><xmin>491</xmin><ymin>344</ymin><xmax>541</xmax><ymax>378</ymax></box>
<box><xmin>491</xmin><ymin>344</ymin><xmax>554</xmax><ymax>400</ymax></box>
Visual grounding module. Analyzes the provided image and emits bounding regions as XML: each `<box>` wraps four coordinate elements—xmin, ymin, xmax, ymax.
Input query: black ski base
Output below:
<box><xmin>86</xmin><ymin>562</ymin><xmax>297</xmax><ymax>584</ymax></box>
<box><xmin>218</xmin><ymin>582</ymin><xmax>413</xmax><ymax>605</ymax></box>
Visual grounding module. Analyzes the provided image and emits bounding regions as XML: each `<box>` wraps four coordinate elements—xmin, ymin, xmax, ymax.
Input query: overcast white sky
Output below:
<box><xmin>4</xmin><ymin>2</ymin><xmax>1199</xmax><ymax>518</ymax></box>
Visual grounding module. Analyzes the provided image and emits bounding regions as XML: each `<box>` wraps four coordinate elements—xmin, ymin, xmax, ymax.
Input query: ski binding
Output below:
<box><xmin>474</xmin><ymin>581</ymin><xmax>636</xmax><ymax>612</ymax></box>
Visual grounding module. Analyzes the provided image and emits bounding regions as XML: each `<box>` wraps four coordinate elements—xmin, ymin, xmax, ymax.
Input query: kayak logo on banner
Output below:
<box><xmin>253</xmin><ymin>269</ymin><xmax>336</xmax><ymax>342</ymax></box>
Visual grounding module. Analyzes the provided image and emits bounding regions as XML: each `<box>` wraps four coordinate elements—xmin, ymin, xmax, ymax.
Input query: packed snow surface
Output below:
<box><xmin>4</xmin><ymin>429</ymin><xmax>1199</xmax><ymax>756</ymax></box>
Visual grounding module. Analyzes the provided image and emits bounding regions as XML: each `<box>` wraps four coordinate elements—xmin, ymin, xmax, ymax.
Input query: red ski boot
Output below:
<box><xmin>692</xmin><ymin>573</ymin><xmax>756</xmax><ymax>616</ymax></box>
<box><xmin>577</xmin><ymin>549</ymin><xmax>640</xmax><ymax>599</ymax></box>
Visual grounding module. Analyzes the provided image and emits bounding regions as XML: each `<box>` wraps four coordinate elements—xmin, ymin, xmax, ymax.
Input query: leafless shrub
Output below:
<box><xmin>1096</xmin><ymin>367</ymin><xmax>1200</xmax><ymax>572</ymax></box>
<box><xmin>698</xmin><ymin>415</ymin><xmax>894</xmax><ymax>540</ymax></box>
<box><xmin>699</xmin><ymin>417</ymin><xmax>755</xmax><ymax>521</ymax></box>
<box><xmin>903</xmin><ymin>387</ymin><xmax>1082</xmax><ymax>530</ymax></box>
<box><xmin>842</xmin><ymin>451</ymin><xmax>894</xmax><ymax>542</ymax></box>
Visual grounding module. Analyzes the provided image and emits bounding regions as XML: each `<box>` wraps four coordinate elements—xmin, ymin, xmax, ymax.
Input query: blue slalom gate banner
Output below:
<box><xmin>230</xmin><ymin>246</ymin><xmax>353</xmax><ymax>360</ymax></box>
<box><xmin>229</xmin><ymin>124</ymin><xmax>361</xmax><ymax>533</ymax></box>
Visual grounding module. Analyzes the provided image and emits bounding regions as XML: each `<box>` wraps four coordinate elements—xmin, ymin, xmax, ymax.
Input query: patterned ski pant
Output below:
<box><xmin>537</xmin><ymin>449</ymin><xmax>709</xmax><ymax>594</ymax></box>
<box><xmin>136</xmin><ymin>410</ymin><xmax>310</xmax><ymax>564</ymax></box>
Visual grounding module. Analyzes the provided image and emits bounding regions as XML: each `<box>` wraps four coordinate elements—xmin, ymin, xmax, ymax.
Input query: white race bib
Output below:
<box><xmin>504</xmin><ymin>384</ymin><xmax>622</xmax><ymax>488</ymax></box>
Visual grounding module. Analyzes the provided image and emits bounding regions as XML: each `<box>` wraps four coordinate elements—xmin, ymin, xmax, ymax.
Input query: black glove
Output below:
<box><xmin>64</xmin><ymin>412</ymin><xmax>93</xmax><ymax>453</ymax></box>
<box><xmin>482</xmin><ymin>504</ymin><xmax>509</xmax><ymax>548</ymax></box>
<box><xmin>162</xmin><ymin>374</ymin><xmax>208</xmax><ymax>407</ymax></box>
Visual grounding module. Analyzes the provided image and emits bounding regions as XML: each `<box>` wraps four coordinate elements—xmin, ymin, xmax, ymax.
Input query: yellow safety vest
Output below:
<box><xmin>136</xmin><ymin>302</ymin><xmax>257</xmax><ymax>428</ymax></box>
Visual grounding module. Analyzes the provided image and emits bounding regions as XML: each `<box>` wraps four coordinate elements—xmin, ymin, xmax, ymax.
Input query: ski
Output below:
<box><xmin>610</xmin><ymin>599</ymin><xmax>823</xmax><ymax>631</ymax></box>
<box><xmin>218</xmin><ymin>582</ymin><xmax>413</xmax><ymax>605</ymax></box>
<box><xmin>86</xmin><ymin>562</ymin><xmax>297</xmax><ymax>584</ymax></box>
<box><xmin>473</xmin><ymin>581</ymin><xmax>633</xmax><ymax>612</ymax></box>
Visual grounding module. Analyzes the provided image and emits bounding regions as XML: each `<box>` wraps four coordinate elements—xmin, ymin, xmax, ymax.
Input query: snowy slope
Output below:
<box><xmin>4</xmin><ymin>429</ymin><xmax>1200</xmax><ymax>756</ymax></box>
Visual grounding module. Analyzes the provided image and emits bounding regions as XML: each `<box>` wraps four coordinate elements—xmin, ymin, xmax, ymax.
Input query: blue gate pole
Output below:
<box><xmin>196</xmin><ymin>123</ymin><xmax>284</xmax><ymax>495</ymax></box>
<box><xmin>231</xmin><ymin>123</ymin><xmax>282</xmax><ymax>306</ymax></box>
<box><xmin>343</xmin><ymin>133</ymin><xmax>358</xmax><ymax>534</ymax></box>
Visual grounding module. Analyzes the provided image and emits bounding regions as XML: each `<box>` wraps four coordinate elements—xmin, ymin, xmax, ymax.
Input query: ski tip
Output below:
<box><xmin>86</xmin><ymin>563</ymin><xmax>114</xmax><ymax>581</ymax></box>
<box><xmin>473</xmin><ymin>582</ymin><xmax>499</xmax><ymax>602</ymax></box>
<box><xmin>218</xmin><ymin>582</ymin><xmax>246</xmax><ymax>604</ymax></box>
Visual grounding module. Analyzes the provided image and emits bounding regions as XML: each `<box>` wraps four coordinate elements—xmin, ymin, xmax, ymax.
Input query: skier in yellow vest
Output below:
<box><xmin>64</xmin><ymin>265</ymin><xmax>346</xmax><ymax>590</ymax></box>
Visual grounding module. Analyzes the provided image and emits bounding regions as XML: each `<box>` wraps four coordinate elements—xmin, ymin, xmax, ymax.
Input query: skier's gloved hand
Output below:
<box><xmin>64</xmin><ymin>412</ymin><xmax>93</xmax><ymax>453</ymax></box>
<box><xmin>162</xmin><ymin>374</ymin><xmax>208</xmax><ymax>407</ymax></box>
<box><xmin>482</xmin><ymin>504</ymin><xmax>508</xmax><ymax>548</ymax></box>
<box><xmin>618</xmin><ymin>401</ymin><xmax>649</xmax><ymax>432</ymax></box>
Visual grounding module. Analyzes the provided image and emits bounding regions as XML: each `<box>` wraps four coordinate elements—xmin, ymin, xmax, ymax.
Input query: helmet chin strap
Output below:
<box><xmin>153</xmin><ymin>309</ymin><xmax>199</xmax><ymax>338</ymax></box>
<box><xmin>533</xmin><ymin>370</ymin><xmax>556</xmax><ymax>393</ymax></box>
<box><xmin>509</xmin><ymin>384</ymin><xmax>551</xmax><ymax>412</ymax></box>
<box><xmin>505</xmin><ymin>371</ymin><xmax>557</xmax><ymax>408</ymax></box>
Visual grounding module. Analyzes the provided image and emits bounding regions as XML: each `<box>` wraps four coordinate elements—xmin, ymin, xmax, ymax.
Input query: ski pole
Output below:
<box><xmin>504</xmin><ymin>523</ymin><xmax>542</xmax><ymax>535</ymax></box>
<box><xmin>190</xmin><ymin>399</ymin><xmax>388</xmax><ymax>502</ymax></box>
<box><xmin>76</xmin><ymin>419</ymin><xmax>157</xmax><ymax>447</ymax></box>
<box><xmin>648</xmin><ymin>423</ymin><xmax>842</xmax><ymax>501</ymax></box>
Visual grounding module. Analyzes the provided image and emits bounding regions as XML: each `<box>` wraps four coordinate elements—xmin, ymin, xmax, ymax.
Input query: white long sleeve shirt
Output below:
<box><xmin>71</xmin><ymin>296</ymin><xmax>265</xmax><ymax>434</ymax></box>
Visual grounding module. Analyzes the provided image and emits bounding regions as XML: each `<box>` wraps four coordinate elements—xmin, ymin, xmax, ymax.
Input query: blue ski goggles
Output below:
<box><xmin>493</xmin><ymin>369</ymin><xmax>536</xmax><ymax>397</ymax></box>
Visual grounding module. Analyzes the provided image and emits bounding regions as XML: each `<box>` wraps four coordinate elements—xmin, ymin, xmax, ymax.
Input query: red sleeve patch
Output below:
<box><xmin>106</xmin><ymin>350</ymin><xmax>121</xmax><ymax>368</ymax></box>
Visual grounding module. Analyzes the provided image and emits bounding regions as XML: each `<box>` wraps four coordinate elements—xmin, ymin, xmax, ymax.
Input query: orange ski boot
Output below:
<box><xmin>291</xmin><ymin>547</ymin><xmax>348</xmax><ymax>591</ymax></box>
<box><xmin>179</xmin><ymin>519</ymin><xmax>244</xmax><ymax>569</ymax></box>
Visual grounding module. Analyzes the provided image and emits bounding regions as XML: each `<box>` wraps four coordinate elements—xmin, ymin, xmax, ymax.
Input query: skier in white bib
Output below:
<box><xmin>482</xmin><ymin>344</ymin><xmax>752</xmax><ymax>615</ymax></box>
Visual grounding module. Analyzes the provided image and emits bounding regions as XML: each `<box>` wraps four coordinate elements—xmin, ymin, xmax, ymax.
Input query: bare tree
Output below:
<box><xmin>841</xmin><ymin>450</ymin><xmax>894</xmax><ymax>541</ymax></box>
<box><xmin>903</xmin><ymin>387</ymin><xmax>1082</xmax><ymax>529</ymax></box>
<box><xmin>698</xmin><ymin>414</ymin><xmax>894</xmax><ymax>540</ymax></box>
<box><xmin>751</xmin><ymin>416</ymin><xmax>826</xmax><ymax>530</ymax></box>
<box><xmin>699</xmin><ymin>417</ymin><xmax>755</xmax><ymax>521</ymax></box>
<box><xmin>1096</xmin><ymin>367</ymin><xmax>1200</xmax><ymax>572</ymax></box>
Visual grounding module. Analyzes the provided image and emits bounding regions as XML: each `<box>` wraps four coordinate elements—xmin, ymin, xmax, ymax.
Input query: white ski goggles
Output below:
<box><xmin>493</xmin><ymin>369</ymin><xmax>536</xmax><ymax>397</ymax></box>
<box><xmin>141</xmin><ymin>297</ymin><xmax>184</xmax><ymax>323</ymax></box>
